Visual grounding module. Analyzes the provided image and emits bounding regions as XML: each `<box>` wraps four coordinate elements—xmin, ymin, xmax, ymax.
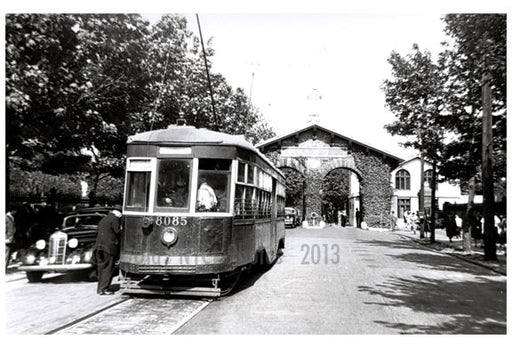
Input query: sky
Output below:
<box><xmin>174</xmin><ymin>13</ymin><xmax>450</xmax><ymax>159</ymax></box>
<box><xmin>3</xmin><ymin>0</ymin><xmax>510</xmax><ymax>162</ymax></box>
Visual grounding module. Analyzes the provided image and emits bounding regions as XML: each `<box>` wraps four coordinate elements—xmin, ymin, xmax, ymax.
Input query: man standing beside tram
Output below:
<box><xmin>94</xmin><ymin>205</ymin><xmax>123</xmax><ymax>295</ymax></box>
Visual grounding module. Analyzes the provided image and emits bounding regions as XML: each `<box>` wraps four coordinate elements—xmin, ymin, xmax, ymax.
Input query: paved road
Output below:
<box><xmin>176</xmin><ymin>226</ymin><xmax>506</xmax><ymax>334</ymax></box>
<box><xmin>4</xmin><ymin>225</ymin><xmax>506</xmax><ymax>334</ymax></box>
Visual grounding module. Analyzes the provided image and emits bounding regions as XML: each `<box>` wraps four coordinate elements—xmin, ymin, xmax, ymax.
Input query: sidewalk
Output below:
<box><xmin>390</xmin><ymin>227</ymin><xmax>507</xmax><ymax>275</ymax></box>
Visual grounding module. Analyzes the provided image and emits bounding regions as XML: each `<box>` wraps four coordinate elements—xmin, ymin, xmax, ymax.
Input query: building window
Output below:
<box><xmin>395</xmin><ymin>169</ymin><xmax>410</xmax><ymax>190</ymax></box>
<box><xmin>397</xmin><ymin>199</ymin><xmax>411</xmax><ymax>219</ymax></box>
<box><xmin>424</xmin><ymin>169</ymin><xmax>438</xmax><ymax>189</ymax></box>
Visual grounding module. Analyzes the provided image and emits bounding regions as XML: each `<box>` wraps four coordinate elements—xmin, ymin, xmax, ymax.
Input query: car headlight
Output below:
<box><xmin>24</xmin><ymin>254</ymin><xmax>36</xmax><ymax>265</ymax></box>
<box><xmin>35</xmin><ymin>240</ymin><xmax>46</xmax><ymax>250</ymax></box>
<box><xmin>68</xmin><ymin>238</ymin><xmax>78</xmax><ymax>248</ymax></box>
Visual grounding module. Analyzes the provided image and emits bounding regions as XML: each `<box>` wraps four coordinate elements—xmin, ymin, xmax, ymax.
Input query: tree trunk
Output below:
<box><xmin>88</xmin><ymin>173</ymin><xmax>100</xmax><ymax>207</ymax></box>
<box><xmin>419</xmin><ymin>152</ymin><xmax>425</xmax><ymax>239</ymax></box>
<box><xmin>462</xmin><ymin>176</ymin><xmax>475</xmax><ymax>253</ymax></box>
<box><xmin>430</xmin><ymin>161</ymin><xmax>436</xmax><ymax>243</ymax></box>
<box><xmin>482</xmin><ymin>70</ymin><xmax>497</xmax><ymax>260</ymax></box>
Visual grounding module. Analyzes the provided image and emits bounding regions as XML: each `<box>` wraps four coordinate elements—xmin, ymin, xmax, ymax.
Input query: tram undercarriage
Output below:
<box><xmin>119</xmin><ymin>267</ymin><xmax>245</xmax><ymax>298</ymax></box>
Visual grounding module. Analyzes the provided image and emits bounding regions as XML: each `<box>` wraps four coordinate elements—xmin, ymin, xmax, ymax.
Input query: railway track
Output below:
<box><xmin>47</xmin><ymin>296</ymin><xmax>212</xmax><ymax>335</ymax></box>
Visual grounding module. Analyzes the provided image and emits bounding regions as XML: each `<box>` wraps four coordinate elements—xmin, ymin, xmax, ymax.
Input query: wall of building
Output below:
<box><xmin>391</xmin><ymin>157</ymin><xmax>483</xmax><ymax>225</ymax></box>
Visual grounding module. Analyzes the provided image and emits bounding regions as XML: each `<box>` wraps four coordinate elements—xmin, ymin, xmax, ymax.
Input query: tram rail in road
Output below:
<box><xmin>51</xmin><ymin>297</ymin><xmax>212</xmax><ymax>335</ymax></box>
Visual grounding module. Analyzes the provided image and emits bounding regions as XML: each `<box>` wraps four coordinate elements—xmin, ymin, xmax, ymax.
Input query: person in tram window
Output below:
<box><xmin>197</xmin><ymin>179</ymin><xmax>218</xmax><ymax>211</ymax></box>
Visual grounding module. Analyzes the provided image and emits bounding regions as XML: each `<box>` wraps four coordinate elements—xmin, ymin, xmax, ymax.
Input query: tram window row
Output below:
<box><xmin>123</xmin><ymin>157</ymin><xmax>285</xmax><ymax>217</ymax></box>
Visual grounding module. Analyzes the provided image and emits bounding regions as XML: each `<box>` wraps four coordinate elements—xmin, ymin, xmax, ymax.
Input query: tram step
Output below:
<box><xmin>120</xmin><ymin>283</ymin><xmax>221</xmax><ymax>298</ymax></box>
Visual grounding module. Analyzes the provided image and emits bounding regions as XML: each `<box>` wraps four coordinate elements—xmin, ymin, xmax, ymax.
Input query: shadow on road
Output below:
<box><xmin>39</xmin><ymin>270</ymin><xmax>96</xmax><ymax>284</ymax></box>
<box><xmin>354</xmin><ymin>238</ymin><xmax>506</xmax><ymax>334</ymax></box>
<box><xmin>354</xmin><ymin>238</ymin><xmax>502</xmax><ymax>276</ymax></box>
<box><xmin>358</xmin><ymin>275</ymin><xmax>506</xmax><ymax>334</ymax></box>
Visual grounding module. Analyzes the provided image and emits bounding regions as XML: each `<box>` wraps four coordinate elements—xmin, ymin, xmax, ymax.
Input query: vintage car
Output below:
<box><xmin>18</xmin><ymin>207</ymin><xmax>111</xmax><ymax>282</ymax></box>
<box><xmin>284</xmin><ymin>207</ymin><xmax>300</xmax><ymax>228</ymax></box>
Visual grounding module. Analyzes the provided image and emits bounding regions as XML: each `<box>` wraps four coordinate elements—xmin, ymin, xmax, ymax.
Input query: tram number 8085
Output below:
<box><xmin>155</xmin><ymin>216</ymin><xmax>188</xmax><ymax>227</ymax></box>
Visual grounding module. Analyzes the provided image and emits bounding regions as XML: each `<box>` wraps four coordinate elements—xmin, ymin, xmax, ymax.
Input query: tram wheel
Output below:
<box><xmin>220</xmin><ymin>270</ymin><xmax>242</xmax><ymax>296</ymax></box>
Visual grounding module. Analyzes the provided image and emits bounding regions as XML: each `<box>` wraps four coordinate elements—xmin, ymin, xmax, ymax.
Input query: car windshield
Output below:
<box><xmin>63</xmin><ymin>214</ymin><xmax>104</xmax><ymax>228</ymax></box>
<box><xmin>285</xmin><ymin>208</ymin><xmax>295</xmax><ymax>214</ymax></box>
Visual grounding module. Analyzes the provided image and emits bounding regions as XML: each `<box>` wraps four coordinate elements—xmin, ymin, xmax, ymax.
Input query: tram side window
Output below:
<box><xmin>126</xmin><ymin>172</ymin><xmax>151</xmax><ymax>211</ymax></box>
<box><xmin>156</xmin><ymin>159</ymin><xmax>191</xmax><ymax>210</ymax></box>
<box><xmin>196</xmin><ymin>159</ymin><xmax>231</xmax><ymax>213</ymax></box>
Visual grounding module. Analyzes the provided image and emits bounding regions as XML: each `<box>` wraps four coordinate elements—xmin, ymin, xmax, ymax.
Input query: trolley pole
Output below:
<box><xmin>419</xmin><ymin>151</ymin><xmax>425</xmax><ymax>239</ymax></box>
<box><xmin>430</xmin><ymin>161</ymin><xmax>436</xmax><ymax>243</ymax></box>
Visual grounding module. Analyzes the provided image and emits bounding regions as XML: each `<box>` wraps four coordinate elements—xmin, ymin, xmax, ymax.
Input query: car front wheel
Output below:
<box><xmin>26</xmin><ymin>271</ymin><xmax>44</xmax><ymax>283</ymax></box>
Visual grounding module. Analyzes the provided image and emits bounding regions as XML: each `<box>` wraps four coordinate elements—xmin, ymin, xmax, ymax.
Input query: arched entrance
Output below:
<box><xmin>257</xmin><ymin>123</ymin><xmax>403</xmax><ymax>228</ymax></box>
<box><xmin>321</xmin><ymin>167</ymin><xmax>359</xmax><ymax>227</ymax></box>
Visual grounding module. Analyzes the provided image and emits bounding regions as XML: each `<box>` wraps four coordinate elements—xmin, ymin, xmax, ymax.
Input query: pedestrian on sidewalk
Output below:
<box><xmin>390</xmin><ymin>211</ymin><xmax>397</xmax><ymax>231</ymax></box>
<box><xmin>94</xmin><ymin>204</ymin><xmax>123</xmax><ymax>295</ymax></box>
<box><xmin>356</xmin><ymin>208</ymin><xmax>362</xmax><ymax>228</ymax></box>
<box><xmin>5</xmin><ymin>208</ymin><xmax>16</xmax><ymax>269</ymax></box>
<box><xmin>445</xmin><ymin>212</ymin><xmax>458</xmax><ymax>243</ymax></box>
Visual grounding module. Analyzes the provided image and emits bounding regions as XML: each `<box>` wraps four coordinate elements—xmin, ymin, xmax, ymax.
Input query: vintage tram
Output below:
<box><xmin>119</xmin><ymin>122</ymin><xmax>286</xmax><ymax>297</ymax></box>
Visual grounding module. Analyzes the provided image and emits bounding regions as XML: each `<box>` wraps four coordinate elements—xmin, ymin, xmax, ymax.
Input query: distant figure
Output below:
<box><xmin>498</xmin><ymin>215</ymin><xmax>506</xmax><ymax>246</ymax></box>
<box><xmin>455</xmin><ymin>214</ymin><xmax>463</xmax><ymax>230</ymax></box>
<box><xmin>341</xmin><ymin>210</ymin><xmax>347</xmax><ymax>227</ymax></box>
<box><xmin>445</xmin><ymin>212</ymin><xmax>459</xmax><ymax>242</ymax></box>
<box><xmin>5</xmin><ymin>208</ymin><xmax>16</xmax><ymax>269</ymax></box>
<box><xmin>470</xmin><ymin>210</ymin><xmax>483</xmax><ymax>247</ymax></box>
<box><xmin>355</xmin><ymin>208</ymin><xmax>362</xmax><ymax>228</ymax></box>
<box><xmin>94</xmin><ymin>205</ymin><xmax>122</xmax><ymax>295</ymax></box>
<box><xmin>197</xmin><ymin>181</ymin><xmax>218</xmax><ymax>211</ymax></box>
<box><xmin>390</xmin><ymin>211</ymin><xmax>397</xmax><ymax>231</ymax></box>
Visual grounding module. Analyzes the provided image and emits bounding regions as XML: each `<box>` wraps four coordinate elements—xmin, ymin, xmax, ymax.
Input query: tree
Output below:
<box><xmin>440</xmin><ymin>14</ymin><xmax>506</xmax><ymax>260</ymax></box>
<box><xmin>382</xmin><ymin>44</ymin><xmax>446</xmax><ymax>241</ymax></box>
<box><xmin>6</xmin><ymin>14</ymin><xmax>276</xmax><ymax>204</ymax></box>
<box><xmin>321</xmin><ymin>169</ymin><xmax>350</xmax><ymax>223</ymax></box>
<box><xmin>6</xmin><ymin>14</ymin><xmax>153</xmax><ymax>203</ymax></box>
<box><xmin>281</xmin><ymin>168</ymin><xmax>305</xmax><ymax>209</ymax></box>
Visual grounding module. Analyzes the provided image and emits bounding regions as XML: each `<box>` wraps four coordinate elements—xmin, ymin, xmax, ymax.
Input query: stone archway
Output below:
<box><xmin>257</xmin><ymin>123</ymin><xmax>403</xmax><ymax>228</ymax></box>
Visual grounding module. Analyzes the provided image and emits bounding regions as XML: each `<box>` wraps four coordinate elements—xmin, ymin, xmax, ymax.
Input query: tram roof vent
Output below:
<box><xmin>175</xmin><ymin>117</ymin><xmax>187</xmax><ymax>126</ymax></box>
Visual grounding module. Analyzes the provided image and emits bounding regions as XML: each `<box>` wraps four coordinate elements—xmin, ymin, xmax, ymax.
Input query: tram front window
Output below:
<box><xmin>196</xmin><ymin>159</ymin><xmax>231</xmax><ymax>212</ymax></box>
<box><xmin>156</xmin><ymin>159</ymin><xmax>191</xmax><ymax>210</ymax></box>
<box><xmin>125</xmin><ymin>171</ymin><xmax>151</xmax><ymax>211</ymax></box>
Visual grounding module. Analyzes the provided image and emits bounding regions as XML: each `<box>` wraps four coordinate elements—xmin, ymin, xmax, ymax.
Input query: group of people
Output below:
<box><xmin>402</xmin><ymin>208</ymin><xmax>507</xmax><ymax>246</ymax></box>
<box><xmin>403</xmin><ymin>210</ymin><xmax>421</xmax><ymax>234</ymax></box>
<box><xmin>4</xmin><ymin>202</ymin><xmax>61</xmax><ymax>268</ymax></box>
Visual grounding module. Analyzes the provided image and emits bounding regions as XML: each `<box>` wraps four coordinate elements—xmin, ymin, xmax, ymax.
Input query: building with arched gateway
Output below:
<box><xmin>257</xmin><ymin>123</ymin><xmax>480</xmax><ymax>229</ymax></box>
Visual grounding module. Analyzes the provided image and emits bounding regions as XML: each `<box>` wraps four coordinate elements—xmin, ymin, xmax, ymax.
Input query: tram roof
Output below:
<box><xmin>127</xmin><ymin>125</ymin><xmax>284</xmax><ymax>177</ymax></box>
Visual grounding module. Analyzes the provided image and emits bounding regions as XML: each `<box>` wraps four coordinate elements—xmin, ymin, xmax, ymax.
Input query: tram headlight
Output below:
<box><xmin>35</xmin><ymin>240</ymin><xmax>46</xmax><ymax>250</ymax></box>
<box><xmin>161</xmin><ymin>227</ymin><xmax>178</xmax><ymax>247</ymax></box>
<box><xmin>68</xmin><ymin>238</ymin><xmax>78</xmax><ymax>248</ymax></box>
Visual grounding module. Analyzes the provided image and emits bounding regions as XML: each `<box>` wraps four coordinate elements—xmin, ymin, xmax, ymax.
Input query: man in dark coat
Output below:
<box><xmin>355</xmin><ymin>208</ymin><xmax>362</xmax><ymax>228</ymax></box>
<box><xmin>95</xmin><ymin>205</ymin><xmax>122</xmax><ymax>295</ymax></box>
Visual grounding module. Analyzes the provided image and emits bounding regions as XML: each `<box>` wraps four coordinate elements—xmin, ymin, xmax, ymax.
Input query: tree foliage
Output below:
<box><xmin>439</xmin><ymin>14</ymin><xmax>506</xmax><ymax>186</ymax></box>
<box><xmin>382</xmin><ymin>44</ymin><xmax>446</xmax><ymax>163</ymax></box>
<box><xmin>321</xmin><ymin>169</ymin><xmax>350</xmax><ymax>223</ymax></box>
<box><xmin>281</xmin><ymin>167</ymin><xmax>304</xmax><ymax>209</ymax></box>
<box><xmin>6</xmin><ymin>14</ymin><xmax>275</xmax><ymax>201</ymax></box>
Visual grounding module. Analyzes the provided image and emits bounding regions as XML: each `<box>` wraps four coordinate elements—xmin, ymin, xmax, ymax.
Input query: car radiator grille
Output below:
<box><xmin>48</xmin><ymin>232</ymin><xmax>68</xmax><ymax>264</ymax></box>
